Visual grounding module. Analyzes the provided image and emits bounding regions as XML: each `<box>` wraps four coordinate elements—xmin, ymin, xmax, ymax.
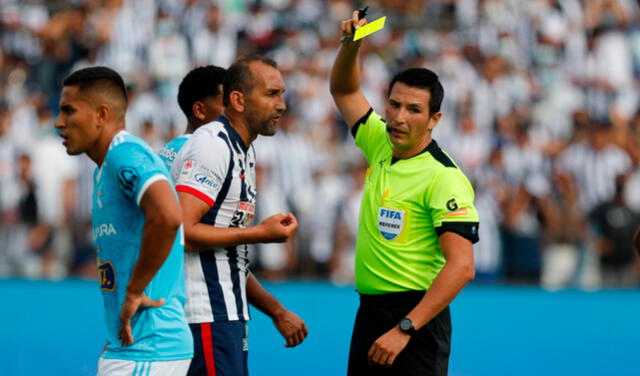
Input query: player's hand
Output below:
<box><xmin>272</xmin><ymin>309</ymin><xmax>309</xmax><ymax>348</ymax></box>
<box><xmin>367</xmin><ymin>326</ymin><xmax>411</xmax><ymax>367</ymax></box>
<box><xmin>340</xmin><ymin>10</ymin><xmax>368</xmax><ymax>40</ymax></box>
<box><xmin>118</xmin><ymin>290</ymin><xmax>165</xmax><ymax>346</ymax></box>
<box><xmin>258</xmin><ymin>213</ymin><xmax>298</xmax><ymax>243</ymax></box>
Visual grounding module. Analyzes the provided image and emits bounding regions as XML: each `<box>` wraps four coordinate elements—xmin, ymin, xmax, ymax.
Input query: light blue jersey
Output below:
<box><xmin>158</xmin><ymin>135</ymin><xmax>190</xmax><ymax>172</ymax></box>
<box><xmin>93</xmin><ymin>131</ymin><xmax>193</xmax><ymax>361</ymax></box>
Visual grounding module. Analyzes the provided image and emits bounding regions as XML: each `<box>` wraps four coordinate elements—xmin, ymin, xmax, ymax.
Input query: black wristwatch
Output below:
<box><xmin>398</xmin><ymin>317</ymin><xmax>416</xmax><ymax>335</ymax></box>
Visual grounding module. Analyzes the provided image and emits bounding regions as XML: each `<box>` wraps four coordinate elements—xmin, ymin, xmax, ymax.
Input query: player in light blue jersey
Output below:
<box><xmin>158</xmin><ymin>65</ymin><xmax>226</xmax><ymax>172</ymax></box>
<box><xmin>56</xmin><ymin>67</ymin><xmax>193</xmax><ymax>375</ymax></box>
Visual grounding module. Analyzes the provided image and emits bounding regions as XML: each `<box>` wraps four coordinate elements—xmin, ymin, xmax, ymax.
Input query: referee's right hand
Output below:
<box><xmin>340</xmin><ymin>10</ymin><xmax>368</xmax><ymax>41</ymax></box>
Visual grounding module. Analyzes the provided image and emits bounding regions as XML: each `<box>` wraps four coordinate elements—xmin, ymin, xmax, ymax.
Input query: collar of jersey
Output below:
<box><xmin>391</xmin><ymin>139</ymin><xmax>439</xmax><ymax>165</ymax></box>
<box><xmin>216</xmin><ymin>115</ymin><xmax>249</xmax><ymax>152</ymax></box>
<box><xmin>96</xmin><ymin>130</ymin><xmax>131</xmax><ymax>181</ymax></box>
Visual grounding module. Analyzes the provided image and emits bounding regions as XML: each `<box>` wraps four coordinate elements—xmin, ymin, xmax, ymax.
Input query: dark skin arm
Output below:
<box><xmin>246</xmin><ymin>272</ymin><xmax>308</xmax><ymax>347</ymax></box>
<box><xmin>118</xmin><ymin>179</ymin><xmax>182</xmax><ymax>346</ymax></box>
<box><xmin>367</xmin><ymin>232</ymin><xmax>475</xmax><ymax>367</ymax></box>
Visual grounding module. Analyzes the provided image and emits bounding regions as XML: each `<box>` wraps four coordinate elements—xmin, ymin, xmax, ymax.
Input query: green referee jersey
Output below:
<box><xmin>352</xmin><ymin>108</ymin><xmax>479</xmax><ymax>295</ymax></box>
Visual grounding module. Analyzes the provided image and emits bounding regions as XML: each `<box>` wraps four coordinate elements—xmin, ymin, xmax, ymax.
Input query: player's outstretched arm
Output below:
<box><xmin>330</xmin><ymin>9</ymin><xmax>373</xmax><ymax>128</ymax></box>
<box><xmin>118</xmin><ymin>179</ymin><xmax>181</xmax><ymax>346</ymax></box>
<box><xmin>367</xmin><ymin>232</ymin><xmax>475</xmax><ymax>367</ymax></box>
<box><xmin>246</xmin><ymin>272</ymin><xmax>308</xmax><ymax>347</ymax></box>
<box><xmin>180</xmin><ymin>192</ymin><xmax>299</xmax><ymax>251</ymax></box>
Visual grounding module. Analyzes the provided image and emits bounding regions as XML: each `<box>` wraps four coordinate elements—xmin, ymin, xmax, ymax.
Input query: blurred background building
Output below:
<box><xmin>0</xmin><ymin>0</ymin><xmax>639</xmax><ymax>289</ymax></box>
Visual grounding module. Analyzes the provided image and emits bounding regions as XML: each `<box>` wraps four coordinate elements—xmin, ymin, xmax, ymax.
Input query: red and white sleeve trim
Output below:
<box><xmin>176</xmin><ymin>185</ymin><xmax>215</xmax><ymax>207</ymax></box>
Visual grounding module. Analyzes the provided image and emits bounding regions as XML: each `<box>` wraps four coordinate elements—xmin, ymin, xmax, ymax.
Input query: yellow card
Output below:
<box><xmin>353</xmin><ymin>16</ymin><xmax>386</xmax><ymax>41</ymax></box>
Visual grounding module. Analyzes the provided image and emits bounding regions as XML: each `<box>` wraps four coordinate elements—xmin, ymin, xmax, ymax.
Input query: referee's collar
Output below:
<box><xmin>391</xmin><ymin>139</ymin><xmax>439</xmax><ymax>164</ymax></box>
<box><xmin>217</xmin><ymin>115</ymin><xmax>249</xmax><ymax>152</ymax></box>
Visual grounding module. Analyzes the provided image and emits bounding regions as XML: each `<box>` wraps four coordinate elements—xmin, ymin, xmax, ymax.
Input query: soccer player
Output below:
<box><xmin>330</xmin><ymin>11</ymin><xmax>480</xmax><ymax>376</ymax></box>
<box><xmin>55</xmin><ymin>66</ymin><xmax>193</xmax><ymax>375</ymax></box>
<box><xmin>172</xmin><ymin>55</ymin><xmax>308</xmax><ymax>376</ymax></box>
<box><xmin>158</xmin><ymin>65</ymin><xmax>226</xmax><ymax>171</ymax></box>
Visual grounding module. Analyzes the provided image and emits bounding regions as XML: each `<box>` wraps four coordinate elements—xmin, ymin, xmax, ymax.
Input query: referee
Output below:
<box><xmin>330</xmin><ymin>10</ymin><xmax>480</xmax><ymax>376</ymax></box>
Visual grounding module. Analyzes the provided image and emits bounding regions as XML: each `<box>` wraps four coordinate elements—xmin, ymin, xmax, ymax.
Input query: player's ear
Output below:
<box><xmin>192</xmin><ymin>101</ymin><xmax>206</xmax><ymax>121</ymax></box>
<box><xmin>96</xmin><ymin>103</ymin><xmax>110</xmax><ymax>127</ymax></box>
<box><xmin>229</xmin><ymin>91</ymin><xmax>245</xmax><ymax>112</ymax></box>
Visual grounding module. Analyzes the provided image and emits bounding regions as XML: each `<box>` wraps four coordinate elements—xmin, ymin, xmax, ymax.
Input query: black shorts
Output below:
<box><xmin>347</xmin><ymin>290</ymin><xmax>451</xmax><ymax>376</ymax></box>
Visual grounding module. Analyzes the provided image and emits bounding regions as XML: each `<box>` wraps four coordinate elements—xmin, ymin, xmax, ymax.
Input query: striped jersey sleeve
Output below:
<box><xmin>173</xmin><ymin>133</ymin><xmax>230</xmax><ymax>208</ymax></box>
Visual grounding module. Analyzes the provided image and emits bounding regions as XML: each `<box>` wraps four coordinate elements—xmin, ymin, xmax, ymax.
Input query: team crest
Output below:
<box><xmin>98</xmin><ymin>261</ymin><xmax>116</xmax><ymax>291</ymax></box>
<box><xmin>378</xmin><ymin>207</ymin><xmax>404</xmax><ymax>241</ymax></box>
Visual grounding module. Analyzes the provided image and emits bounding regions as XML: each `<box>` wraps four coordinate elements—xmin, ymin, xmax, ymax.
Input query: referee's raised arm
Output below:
<box><xmin>330</xmin><ymin>10</ymin><xmax>372</xmax><ymax>129</ymax></box>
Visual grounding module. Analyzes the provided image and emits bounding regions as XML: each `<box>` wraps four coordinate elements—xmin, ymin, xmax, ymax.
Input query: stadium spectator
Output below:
<box><xmin>0</xmin><ymin>0</ymin><xmax>639</xmax><ymax>288</ymax></box>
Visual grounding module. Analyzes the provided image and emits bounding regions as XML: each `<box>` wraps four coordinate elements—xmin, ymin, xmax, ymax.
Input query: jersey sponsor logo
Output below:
<box><xmin>193</xmin><ymin>172</ymin><xmax>222</xmax><ymax>191</ymax></box>
<box><xmin>98</xmin><ymin>261</ymin><xmax>116</xmax><ymax>291</ymax></box>
<box><xmin>94</xmin><ymin>223</ymin><xmax>117</xmax><ymax>238</ymax></box>
<box><xmin>158</xmin><ymin>146</ymin><xmax>177</xmax><ymax>161</ymax></box>
<box><xmin>446</xmin><ymin>198</ymin><xmax>459</xmax><ymax>211</ymax></box>
<box><xmin>118</xmin><ymin>166</ymin><xmax>139</xmax><ymax>199</ymax></box>
<box><xmin>197</xmin><ymin>164</ymin><xmax>224</xmax><ymax>183</ymax></box>
<box><xmin>378</xmin><ymin>207</ymin><xmax>405</xmax><ymax>241</ymax></box>
<box><xmin>230</xmin><ymin>201</ymin><xmax>256</xmax><ymax>228</ymax></box>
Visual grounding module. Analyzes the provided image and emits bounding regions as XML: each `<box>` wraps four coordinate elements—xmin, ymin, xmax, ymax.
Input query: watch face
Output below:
<box><xmin>399</xmin><ymin>318</ymin><xmax>412</xmax><ymax>331</ymax></box>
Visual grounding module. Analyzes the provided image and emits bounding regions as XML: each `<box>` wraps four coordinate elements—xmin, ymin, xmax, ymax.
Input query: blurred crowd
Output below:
<box><xmin>1</xmin><ymin>0</ymin><xmax>639</xmax><ymax>288</ymax></box>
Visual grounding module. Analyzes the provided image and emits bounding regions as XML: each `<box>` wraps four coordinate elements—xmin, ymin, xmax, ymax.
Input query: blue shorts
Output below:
<box><xmin>187</xmin><ymin>321</ymin><xmax>248</xmax><ymax>376</ymax></box>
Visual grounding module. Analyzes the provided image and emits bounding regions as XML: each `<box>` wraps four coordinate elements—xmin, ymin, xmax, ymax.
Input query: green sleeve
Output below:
<box><xmin>426</xmin><ymin>167</ymin><xmax>480</xmax><ymax>243</ymax></box>
<box><xmin>353</xmin><ymin>108</ymin><xmax>392</xmax><ymax>164</ymax></box>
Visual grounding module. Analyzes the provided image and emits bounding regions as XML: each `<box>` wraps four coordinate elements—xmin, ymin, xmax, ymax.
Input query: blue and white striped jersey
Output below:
<box><xmin>172</xmin><ymin>116</ymin><xmax>256</xmax><ymax>323</ymax></box>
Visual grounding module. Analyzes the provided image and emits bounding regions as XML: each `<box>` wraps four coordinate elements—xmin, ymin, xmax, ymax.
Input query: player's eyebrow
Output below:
<box><xmin>60</xmin><ymin>103</ymin><xmax>74</xmax><ymax>112</ymax></box>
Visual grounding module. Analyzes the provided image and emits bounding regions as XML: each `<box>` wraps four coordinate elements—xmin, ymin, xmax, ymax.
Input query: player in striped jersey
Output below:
<box><xmin>158</xmin><ymin>65</ymin><xmax>226</xmax><ymax>172</ymax></box>
<box><xmin>173</xmin><ymin>55</ymin><xmax>309</xmax><ymax>376</ymax></box>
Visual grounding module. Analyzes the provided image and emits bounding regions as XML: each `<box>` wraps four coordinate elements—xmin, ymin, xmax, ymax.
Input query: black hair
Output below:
<box><xmin>223</xmin><ymin>55</ymin><xmax>278</xmax><ymax>107</ymax></box>
<box><xmin>63</xmin><ymin>66</ymin><xmax>128</xmax><ymax>106</ymax></box>
<box><xmin>388</xmin><ymin>68</ymin><xmax>444</xmax><ymax>117</ymax></box>
<box><xmin>177</xmin><ymin>65</ymin><xmax>227</xmax><ymax>118</ymax></box>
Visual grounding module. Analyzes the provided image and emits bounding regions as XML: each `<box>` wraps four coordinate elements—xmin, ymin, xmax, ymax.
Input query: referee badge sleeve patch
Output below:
<box><xmin>378</xmin><ymin>207</ymin><xmax>405</xmax><ymax>241</ymax></box>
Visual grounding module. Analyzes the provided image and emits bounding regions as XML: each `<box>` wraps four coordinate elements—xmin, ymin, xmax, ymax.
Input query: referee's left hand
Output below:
<box><xmin>273</xmin><ymin>309</ymin><xmax>309</xmax><ymax>348</ymax></box>
<box><xmin>368</xmin><ymin>326</ymin><xmax>411</xmax><ymax>367</ymax></box>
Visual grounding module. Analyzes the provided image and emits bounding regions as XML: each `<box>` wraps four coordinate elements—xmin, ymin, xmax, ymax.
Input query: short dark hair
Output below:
<box><xmin>223</xmin><ymin>55</ymin><xmax>278</xmax><ymax>107</ymax></box>
<box><xmin>388</xmin><ymin>68</ymin><xmax>444</xmax><ymax>116</ymax></box>
<box><xmin>63</xmin><ymin>66</ymin><xmax>128</xmax><ymax>106</ymax></box>
<box><xmin>177</xmin><ymin>65</ymin><xmax>227</xmax><ymax>118</ymax></box>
